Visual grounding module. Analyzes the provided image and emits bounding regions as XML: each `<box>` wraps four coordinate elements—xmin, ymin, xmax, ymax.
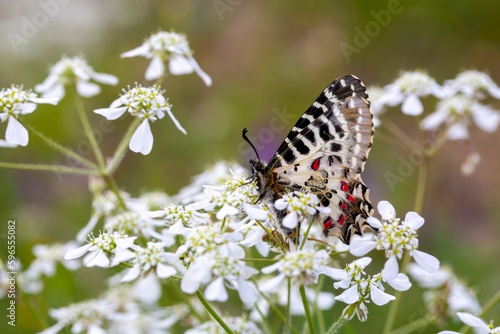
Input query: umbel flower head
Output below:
<box><xmin>274</xmin><ymin>191</ymin><xmax>331</xmax><ymax>229</ymax></box>
<box><xmin>94</xmin><ymin>84</ymin><xmax>185</xmax><ymax>155</ymax></box>
<box><xmin>0</xmin><ymin>85</ymin><xmax>58</xmax><ymax>146</ymax></box>
<box><xmin>121</xmin><ymin>31</ymin><xmax>212</xmax><ymax>86</ymax></box>
<box><xmin>35</xmin><ymin>55</ymin><xmax>118</xmax><ymax>99</ymax></box>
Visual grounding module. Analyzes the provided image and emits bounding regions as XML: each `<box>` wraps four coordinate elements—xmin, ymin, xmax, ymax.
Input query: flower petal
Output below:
<box><xmin>237</xmin><ymin>278</ymin><xmax>258</xmax><ymax>304</ymax></box>
<box><xmin>421</xmin><ymin>109</ymin><xmax>449</xmax><ymax>130</ymax></box>
<box><xmin>90</xmin><ymin>71</ymin><xmax>119</xmax><ymax>85</ymax></box>
<box><xmin>121</xmin><ymin>44</ymin><xmax>150</xmax><ymax>58</ymax></box>
<box><xmin>243</xmin><ymin>203</ymin><xmax>268</xmax><ymax>220</ymax></box>
<box><xmin>156</xmin><ymin>263</ymin><xmax>176</xmax><ymax>278</ymax></box>
<box><xmin>204</xmin><ymin>277</ymin><xmax>228</xmax><ymax>302</ymax></box>
<box><xmin>187</xmin><ymin>56</ymin><xmax>212</xmax><ymax>86</ymax></box>
<box><xmin>259</xmin><ymin>273</ymin><xmax>286</xmax><ymax>293</ymax></box>
<box><xmin>370</xmin><ymin>284</ymin><xmax>395</xmax><ymax>306</ymax></box>
<box><xmin>349</xmin><ymin>235</ymin><xmax>377</xmax><ymax>256</ymax></box>
<box><xmin>387</xmin><ymin>273</ymin><xmax>412</xmax><ymax>291</ymax></box>
<box><xmin>377</xmin><ymin>201</ymin><xmax>396</xmax><ymax>220</ymax></box>
<box><xmin>93</xmin><ymin>106</ymin><xmax>128</xmax><ymax>120</ymax></box>
<box><xmin>64</xmin><ymin>243</ymin><xmax>92</xmax><ymax>260</ymax></box>
<box><xmin>129</xmin><ymin>119</ymin><xmax>153</xmax><ymax>155</ymax></box>
<box><xmin>282</xmin><ymin>211</ymin><xmax>298</xmax><ymax>229</ymax></box>
<box><xmin>121</xmin><ymin>265</ymin><xmax>141</xmax><ymax>282</ymax></box>
<box><xmin>145</xmin><ymin>56</ymin><xmax>165</xmax><ymax>81</ymax></box>
<box><xmin>6</xmin><ymin>117</ymin><xmax>29</xmax><ymax>146</ymax></box>
<box><xmin>402</xmin><ymin>94</ymin><xmax>424</xmax><ymax>116</ymax></box>
<box><xmin>382</xmin><ymin>256</ymin><xmax>399</xmax><ymax>282</ymax></box>
<box><xmin>447</xmin><ymin>122</ymin><xmax>469</xmax><ymax>140</ymax></box>
<box><xmin>335</xmin><ymin>285</ymin><xmax>360</xmax><ymax>304</ymax></box>
<box><xmin>412</xmin><ymin>250</ymin><xmax>440</xmax><ymax>273</ymax></box>
<box><xmin>84</xmin><ymin>250</ymin><xmax>110</xmax><ymax>267</ymax></box>
<box><xmin>169</xmin><ymin>55</ymin><xmax>194</xmax><ymax>75</ymax></box>
<box><xmin>76</xmin><ymin>80</ymin><xmax>101</xmax><ymax>97</ymax></box>
<box><xmin>165</xmin><ymin>108</ymin><xmax>187</xmax><ymax>135</ymax></box>
<box><xmin>471</xmin><ymin>104</ymin><xmax>500</xmax><ymax>133</ymax></box>
<box><xmin>456</xmin><ymin>312</ymin><xmax>489</xmax><ymax>330</ymax></box>
<box><xmin>404</xmin><ymin>211</ymin><xmax>424</xmax><ymax>230</ymax></box>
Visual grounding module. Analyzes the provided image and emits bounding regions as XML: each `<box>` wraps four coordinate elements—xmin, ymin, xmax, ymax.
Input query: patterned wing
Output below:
<box><xmin>270</xmin><ymin>80</ymin><xmax>374</xmax><ymax>243</ymax></box>
<box><xmin>266</xmin><ymin>74</ymin><xmax>370</xmax><ymax>172</ymax></box>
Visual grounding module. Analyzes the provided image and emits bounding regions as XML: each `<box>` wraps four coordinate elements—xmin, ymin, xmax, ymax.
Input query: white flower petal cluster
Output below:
<box><xmin>350</xmin><ymin>201</ymin><xmax>440</xmax><ymax>287</ymax></box>
<box><xmin>366</xmin><ymin>85</ymin><xmax>387</xmax><ymax>127</ymax></box>
<box><xmin>260</xmin><ymin>249</ymin><xmax>332</xmax><ymax>289</ymax></box>
<box><xmin>94</xmin><ymin>84</ymin><xmax>185</xmax><ymax>155</ymax></box>
<box><xmin>178</xmin><ymin>223</ymin><xmax>258</xmax><ymax>304</ymax></box>
<box><xmin>0</xmin><ymin>85</ymin><xmax>58</xmax><ymax>146</ymax></box>
<box><xmin>185</xmin><ymin>316</ymin><xmax>262</xmax><ymax>334</ymax></box>
<box><xmin>274</xmin><ymin>191</ymin><xmax>331</xmax><ymax>229</ymax></box>
<box><xmin>122</xmin><ymin>241</ymin><xmax>179</xmax><ymax>282</ymax></box>
<box><xmin>35</xmin><ymin>56</ymin><xmax>118</xmax><ymax>99</ymax></box>
<box><xmin>439</xmin><ymin>312</ymin><xmax>500</xmax><ymax>334</ymax></box>
<box><xmin>64</xmin><ymin>231</ymin><xmax>136</xmax><ymax>268</ymax></box>
<box><xmin>121</xmin><ymin>31</ymin><xmax>212</xmax><ymax>86</ymax></box>
<box><xmin>327</xmin><ymin>257</ymin><xmax>402</xmax><ymax>322</ymax></box>
<box><xmin>421</xmin><ymin>94</ymin><xmax>500</xmax><ymax>140</ymax></box>
<box><xmin>443</xmin><ymin>70</ymin><xmax>500</xmax><ymax>99</ymax></box>
<box><xmin>204</xmin><ymin>170</ymin><xmax>258</xmax><ymax>220</ymax></box>
<box><xmin>378</xmin><ymin>70</ymin><xmax>444</xmax><ymax>116</ymax></box>
<box><xmin>408</xmin><ymin>263</ymin><xmax>481</xmax><ymax>316</ymax></box>
<box><xmin>149</xmin><ymin>202</ymin><xmax>210</xmax><ymax>235</ymax></box>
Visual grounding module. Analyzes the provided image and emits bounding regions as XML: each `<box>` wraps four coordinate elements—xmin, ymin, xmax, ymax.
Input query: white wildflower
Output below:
<box><xmin>185</xmin><ymin>316</ymin><xmax>262</xmax><ymax>334</ymax></box>
<box><xmin>274</xmin><ymin>191</ymin><xmax>331</xmax><ymax>230</ymax></box>
<box><xmin>35</xmin><ymin>55</ymin><xmax>118</xmax><ymax>99</ymax></box>
<box><xmin>0</xmin><ymin>85</ymin><xmax>58</xmax><ymax>146</ymax></box>
<box><xmin>94</xmin><ymin>84</ymin><xmax>185</xmax><ymax>155</ymax></box>
<box><xmin>439</xmin><ymin>312</ymin><xmax>500</xmax><ymax>334</ymax></box>
<box><xmin>121</xmin><ymin>31</ymin><xmax>212</xmax><ymax>86</ymax></box>
<box><xmin>443</xmin><ymin>70</ymin><xmax>500</xmax><ymax>99</ymax></box>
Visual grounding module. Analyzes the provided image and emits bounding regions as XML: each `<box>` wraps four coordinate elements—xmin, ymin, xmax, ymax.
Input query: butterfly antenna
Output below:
<box><xmin>242</xmin><ymin>128</ymin><xmax>261</xmax><ymax>161</ymax></box>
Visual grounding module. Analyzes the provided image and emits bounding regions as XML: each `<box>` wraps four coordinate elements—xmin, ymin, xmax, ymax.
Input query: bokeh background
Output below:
<box><xmin>1</xmin><ymin>0</ymin><xmax>499</xmax><ymax>333</ymax></box>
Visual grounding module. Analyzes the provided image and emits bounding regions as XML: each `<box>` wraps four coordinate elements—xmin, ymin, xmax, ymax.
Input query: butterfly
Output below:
<box><xmin>244</xmin><ymin>75</ymin><xmax>374</xmax><ymax>245</ymax></box>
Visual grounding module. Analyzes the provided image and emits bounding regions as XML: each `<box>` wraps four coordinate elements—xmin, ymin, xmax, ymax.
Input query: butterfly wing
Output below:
<box><xmin>269</xmin><ymin>76</ymin><xmax>374</xmax><ymax>244</ymax></box>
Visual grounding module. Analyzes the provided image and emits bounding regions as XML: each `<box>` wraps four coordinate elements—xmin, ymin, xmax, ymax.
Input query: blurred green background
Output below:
<box><xmin>1</xmin><ymin>0</ymin><xmax>499</xmax><ymax>333</ymax></box>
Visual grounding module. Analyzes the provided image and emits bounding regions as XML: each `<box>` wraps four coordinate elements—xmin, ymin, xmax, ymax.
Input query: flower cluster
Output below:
<box><xmin>274</xmin><ymin>191</ymin><xmax>331</xmax><ymax>229</ymax></box>
<box><xmin>0</xmin><ymin>85</ymin><xmax>58</xmax><ymax>146</ymax></box>
<box><xmin>94</xmin><ymin>84</ymin><xmax>184</xmax><ymax>154</ymax></box>
<box><xmin>35</xmin><ymin>55</ymin><xmax>118</xmax><ymax>99</ymax></box>
<box><xmin>121</xmin><ymin>31</ymin><xmax>212</xmax><ymax>86</ymax></box>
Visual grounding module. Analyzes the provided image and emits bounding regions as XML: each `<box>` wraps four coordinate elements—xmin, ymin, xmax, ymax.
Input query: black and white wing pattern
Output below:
<box><xmin>250</xmin><ymin>75</ymin><xmax>374</xmax><ymax>244</ymax></box>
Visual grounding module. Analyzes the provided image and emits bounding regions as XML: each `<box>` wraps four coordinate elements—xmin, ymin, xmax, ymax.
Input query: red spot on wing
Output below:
<box><xmin>340</xmin><ymin>202</ymin><xmax>347</xmax><ymax>210</ymax></box>
<box><xmin>324</xmin><ymin>218</ymin><xmax>333</xmax><ymax>230</ymax></box>
<box><xmin>312</xmin><ymin>158</ymin><xmax>321</xmax><ymax>171</ymax></box>
<box><xmin>341</xmin><ymin>181</ymin><xmax>348</xmax><ymax>192</ymax></box>
<box><xmin>347</xmin><ymin>194</ymin><xmax>355</xmax><ymax>202</ymax></box>
<box><xmin>338</xmin><ymin>214</ymin><xmax>345</xmax><ymax>226</ymax></box>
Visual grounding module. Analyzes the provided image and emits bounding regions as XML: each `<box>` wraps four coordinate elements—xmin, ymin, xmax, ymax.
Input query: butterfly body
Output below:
<box><xmin>249</xmin><ymin>75</ymin><xmax>375</xmax><ymax>244</ymax></box>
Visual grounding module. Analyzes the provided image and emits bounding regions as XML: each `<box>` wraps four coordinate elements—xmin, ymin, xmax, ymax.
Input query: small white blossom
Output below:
<box><xmin>38</xmin><ymin>299</ymin><xmax>108</xmax><ymax>334</ymax></box>
<box><xmin>122</xmin><ymin>241</ymin><xmax>179</xmax><ymax>282</ymax></box>
<box><xmin>27</xmin><ymin>242</ymin><xmax>81</xmax><ymax>279</ymax></box>
<box><xmin>260</xmin><ymin>249</ymin><xmax>334</xmax><ymax>290</ymax></box>
<box><xmin>121</xmin><ymin>31</ymin><xmax>212</xmax><ymax>86</ymax></box>
<box><xmin>0</xmin><ymin>85</ymin><xmax>58</xmax><ymax>146</ymax></box>
<box><xmin>94</xmin><ymin>84</ymin><xmax>185</xmax><ymax>155</ymax></box>
<box><xmin>148</xmin><ymin>202</ymin><xmax>210</xmax><ymax>235</ymax></box>
<box><xmin>35</xmin><ymin>56</ymin><xmax>118</xmax><ymax>99</ymax></box>
<box><xmin>461</xmin><ymin>151</ymin><xmax>481</xmax><ymax>176</ymax></box>
<box><xmin>274</xmin><ymin>191</ymin><xmax>331</xmax><ymax>229</ymax></box>
<box><xmin>421</xmin><ymin>95</ymin><xmax>500</xmax><ymax>140</ymax></box>
<box><xmin>350</xmin><ymin>201</ymin><xmax>440</xmax><ymax>284</ymax></box>
<box><xmin>379</xmin><ymin>70</ymin><xmax>444</xmax><ymax>116</ymax></box>
<box><xmin>367</xmin><ymin>85</ymin><xmax>387</xmax><ymax>127</ymax></box>
<box><xmin>64</xmin><ymin>231</ymin><xmax>136</xmax><ymax>268</ymax></box>
<box><xmin>439</xmin><ymin>312</ymin><xmax>500</xmax><ymax>334</ymax></box>
<box><xmin>443</xmin><ymin>70</ymin><xmax>500</xmax><ymax>99</ymax></box>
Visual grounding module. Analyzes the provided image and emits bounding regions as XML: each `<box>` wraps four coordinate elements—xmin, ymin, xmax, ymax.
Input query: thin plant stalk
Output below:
<box><xmin>195</xmin><ymin>290</ymin><xmax>235</xmax><ymax>334</ymax></box>
<box><xmin>325</xmin><ymin>317</ymin><xmax>344</xmax><ymax>334</ymax></box>
<box><xmin>0</xmin><ymin>162</ymin><xmax>100</xmax><ymax>176</ymax></box>
<box><xmin>300</xmin><ymin>285</ymin><xmax>316</xmax><ymax>334</ymax></box>
<box><xmin>107</xmin><ymin>117</ymin><xmax>141</xmax><ymax>174</ymax></box>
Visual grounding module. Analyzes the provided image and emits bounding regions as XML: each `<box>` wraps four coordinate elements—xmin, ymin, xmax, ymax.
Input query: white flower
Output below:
<box><xmin>204</xmin><ymin>170</ymin><xmax>258</xmax><ymax>220</ymax></box>
<box><xmin>27</xmin><ymin>242</ymin><xmax>81</xmax><ymax>278</ymax></box>
<box><xmin>121</xmin><ymin>31</ymin><xmax>212</xmax><ymax>86</ymax></box>
<box><xmin>104</xmin><ymin>211</ymin><xmax>165</xmax><ymax>241</ymax></box>
<box><xmin>38</xmin><ymin>299</ymin><xmax>108</xmax><ymax>334</ymax></box>
<box><xmin>260</xmin><ymin>249</ymin><xmax>333</xmax><ymax>290</ymax></box>
<box><xmin>148</xmin><ymin>202</ymin><xmax>210</xmax><ymax>235</ymax></box>
<box><xmin>443</xmin><ymin>70</ymin><xmax>500</xmax><ymax>99</ymax></box>
<box><xmin>94</xmin><ymin>84</ymin><xmax>185</xmax><ymax>155</ymax></box>
<box><xmin>35</xmin><ymin>56</ymin><xmax>118</xmax><ymax>99</ymax></box>
<box><xmin>64</xmin><ymin>231</ymin><xmax>136</xmax><ymax>268</ymax></box>
<box><xmin>439</xmin><ymin>312</ymin><xmax>500</xmax><ymax>334</ymax></box>
<box><xmin>421</xmin><ymin>95</ymin><xmax>500</xmax><ymax>140</ymax></box>
<box><xmin>461</xmin><ymin>151</ymin><xmax>481</xmax><ymax>176</ymax></box>
<box><xmin>274</xmin><ymin>191</ymin><xmax>331</xmax><ymax>229</ymax></box>
<box><xmin>0</xmin><ymin>85</ymin><xmax>58</xmax><ymax>146</ymax></box>
<box><xmin>121</xmin><ymin>242</ymin><xmax>179</xmax><ymax>282</ymax></box>
<box><xmin>379</xmin><ymin>70</ymin><xmax>444</xmax><ymax>116</ymax></box>
<box><xmin>367</xmin><ymin>85</ymin><xmax>387</xmax><ymax>127</ymax></box>
<box><xmin>350</xmin><ymin>201</ymin><xmax>440</xmax><ymax>278</ymax></box>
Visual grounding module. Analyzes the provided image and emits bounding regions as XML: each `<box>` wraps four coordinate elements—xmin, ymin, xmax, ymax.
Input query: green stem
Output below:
<box><xmin>104</xmin><ymin>175</ymin><xmax>127</xmax><ymax>209</ymax></box>
<box><xmin>389</xmin><ymin>315</ymin><xmax>435</xmax><ymax>334</ymax></box>
<box><xmin>325</xmin><ymin>317</ymin><xmax>345</xmax><ymax>334</ymax></box>
<box><xmin>258</xmin><ymin>288</ymin><xmax>300</xmax><ymax>334</ymax></box>
<box><xmin>0</xmin><ymin>161</ymin><xmax>100</xmax><ymax>176</ymax></box>
<box><xmin>413</xmin><ymin>157</ymin><xmax>429</xmax><ymax>214</ymax></box>
<box><xmin>299</xmin><ymin>285</ymin><xmax>316</xmax><ymax>334</ymax></box>
<box><xmin>107</xmin><ymin>117</ymin><xmax>141</xmax><ymax>174</ymax></box>
<box><xmin>19</xmin><ymin>119</ymin><xmax>99</xmax><ymax>170</ymax></box>
<box><xmin>286</xmin><ymin>278</ymin><xmax>291</xmax><ymax>334</ymax></box>
<box><xmin>300</xmin><ymin>217</ymin><xmax>315</xmax><ymax>250</ymax></box>
<box><xmin>381</xmin><ymin>117</ymin><xmax>421</xmax><ymax>152</ymax></box>
<box><xmin>460</xmin><ymin>289</ymin><xmax>500</xmax><ymax>334</ymax></box>
<box><xmin>255</xmin><ymin>302</ymin><xmax>273</xmax><ymax>334</ymax></box>
<box><xmin>73</xmin><ymin>86</ymin><xmax>106</xmax><ymax>169</ymax></box>
<box><xmin>195</xmin><ymin>290</ymin><xmax>235</xmax><ymax>334</ymax></box>
<box><xmin>314</xmin><ymin>275</ymin><xmax>326</xmax><ymax>334</ymax></box>
<box><xmin>254</xmin><ymin>219</ymin><xmax>288</xmax><ymax>253</ymax></box>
